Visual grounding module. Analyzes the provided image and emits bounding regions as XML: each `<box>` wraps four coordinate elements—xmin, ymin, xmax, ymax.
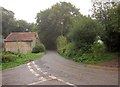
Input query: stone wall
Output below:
<box><xmin>5</xmin><ymin>41</ymin><xmax>34</xmax><ymax>54</ymax></box>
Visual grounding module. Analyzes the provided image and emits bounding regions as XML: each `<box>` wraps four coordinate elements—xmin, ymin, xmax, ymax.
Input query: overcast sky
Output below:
<box><xmin>0</xmin><ymin>0</ymin><xmax>92</xmax><ymax>23</ymax></box>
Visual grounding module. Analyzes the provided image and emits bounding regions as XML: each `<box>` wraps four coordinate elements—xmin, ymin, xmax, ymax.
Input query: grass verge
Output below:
<box><xmin>61</xmin><ymin>52</ymin><xmax>118</xmax><ymax>64</ymax></box>
<box><xmin>73</xmin><ymin>52</ymin><xmax>118</xmax><ymax>64</ymax></box>
<box><xmin>1</xmin><ymin>52</ymin><xmax>44</xmax><ymax>70</ymax></box>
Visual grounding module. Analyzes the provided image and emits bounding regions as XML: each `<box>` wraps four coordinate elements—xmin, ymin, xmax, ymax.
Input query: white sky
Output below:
<box><xmin>0</xmin><ymin>0</ymin><xmax>92</xmax><ymax>23</ymax></box>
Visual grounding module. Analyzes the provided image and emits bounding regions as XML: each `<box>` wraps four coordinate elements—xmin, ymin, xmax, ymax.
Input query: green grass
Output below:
<box><xmin>2</xmin><ymin>52</ymin><xmax>44</xmax><ymax>70</ymax></box>
<box><xmin>60</xmin><ymin>51</ymin><xmax>118</xmax><ymax>64</ymax></box>
<box><xmin>0</xmin><ymin>53</ymin><xmax>2</xmax><ymax>70</ymax></box>
<box><xmin>73</xmin><ymin>52</ymin><xmax>118</xmax><ymax>64</ymax></box>
<box><xmin>0</xmin><ymin>63</ymin><xmax>2</xmax><ymax>70</ymax></box>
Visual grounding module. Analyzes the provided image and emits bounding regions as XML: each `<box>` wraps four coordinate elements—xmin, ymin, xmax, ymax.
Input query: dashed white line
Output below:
<box><xmin>32</xmin><ymin>61</ymin><xmax>43</xmax><ymax>72</ymax></box>
<box><xmin>43</xmin><ymin>72</ymin><xmax>47</xmax><ymax>75</ymax></box>
<box><xmin>28</xmin><ymin>79</ymin><xmax>47</xmax><ymax>85</ymax></box>
<box><xmin>29</xmin><ymin>68</ymin><xmax>39</xmax><ymax>76</ymax></box>
<box><xmin>27</xmin><ymin>63</ymin><xmax>30</xmax><ymax>66</ymax></box>
<box><xmin>49</xmin><ymin>75</ymin><xmax>57</xmax><ymax>79</ymax></box>
<box><xmin>57</xmin><ymin>78</ymin><xmax>75</xmax><ymax>86</ymax></box>
<box><xmin>65</xmin><ymin>82</ymin><xmax>75</xmax><ymax>86</ymax></box>
<box><xmin>27</xmin><ymin>63</ymin><xmax>39</xmax><ymax>77</ymax></box>
<box><xmin>27</xmin><ymin>61</ymin><xmax>76</xmax><ymax>86</ymax></box>
<box><xmin>27</xmin><ymin>65</ymin><xmax>31</xmax><ymax>69</ymax></box>
<box><xmin>39</xmin><ymin>77</ymin><xmax>46</xmax><ymax>81</ymax></box>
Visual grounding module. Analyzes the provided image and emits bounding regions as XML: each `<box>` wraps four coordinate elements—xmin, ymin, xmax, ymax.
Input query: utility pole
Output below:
<box><xmin>61</xmin><ymin>21</ymin><xmax>63</xmax><ymax>36</ymax></box>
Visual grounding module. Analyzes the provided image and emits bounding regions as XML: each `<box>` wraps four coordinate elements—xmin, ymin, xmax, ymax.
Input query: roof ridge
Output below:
<box><xmin>5</xmin><ymin>32</ymin><xmax>38</xmax><ymax>42</ymax></box>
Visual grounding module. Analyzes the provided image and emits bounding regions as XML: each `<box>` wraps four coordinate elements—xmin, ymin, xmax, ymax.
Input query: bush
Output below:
<box><xmin>32</xmin><ymin>43</ymin><xmax>45</xmax><ymax>53</ymax></box>
<box><xmin>90</xmin><ymin>39</ymin><xmax>106</xmax><ymax>57</ymax></box>
<box><xmin>68</xmin><ymin>16</ymin><xmax>102</xmax><ymax>52</ymax></box>
<box><xmin>56</xmin><ymin>36</ymin><xmax>67</xmax><ymax>54</ymax></box>
<box><xmin>57</xmin><ymin>36</ymin><xmax>77</xmax><ymax>58</ymax></box>
<box><xmin>2</xmin><ymin>53</ymin><xmax>17</xmax><ymax>63</ymax></box>
<box><xmin>64</xmin><ymin>43</ymin><xmax>77</xmax><ymax>57</ymax></box>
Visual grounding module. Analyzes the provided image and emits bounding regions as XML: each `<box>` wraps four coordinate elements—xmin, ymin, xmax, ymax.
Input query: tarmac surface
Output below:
<box><xmin>2</xmin><ymin>51</ymin><xmax>118</xmax><ymax>85</ymax></box>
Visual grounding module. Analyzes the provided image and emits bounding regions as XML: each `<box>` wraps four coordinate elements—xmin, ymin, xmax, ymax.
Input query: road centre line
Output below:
<box><xmin>57</xmin><ymin>78</ymin><xmax>76</xmax><ymax>86</ymax></box>
<box><xmin>27</xmin><ymin>61</ymin><xmax>76</xmax><ymax>86</ymax></box>
<box><xmin>27</xmin><ymin>64</ymin><xmax>40</xmax><ymax>77</ymax></box>
<box><xmin>28</xmin><ymin>79</ymin><xmax>48</xmax><ymax>85</ymax></box>
<box><xmin>32</xmin><ymin>61</ymin><xmax>43</xmax><ymax>72</ymax></box>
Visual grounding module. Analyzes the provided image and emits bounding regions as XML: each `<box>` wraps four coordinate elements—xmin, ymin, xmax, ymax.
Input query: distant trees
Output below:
<box><xmin>14</xmin><ymin>20</ymin><xmax>31</xmax><ymax>32</ymax></box>
<box><xmin>92</xmin><ymin>0</ymin><xmax>120</xmax><ymax>52</ymax></box>
<box><xmin>1</xmin><ymin>7</ymin><xmax>34</xmax><ymax>38</ymax></box>
<box><xmin>2</xmin><ymin>7</ymin><xmax>16</xmax><ymax>38</ymax></box>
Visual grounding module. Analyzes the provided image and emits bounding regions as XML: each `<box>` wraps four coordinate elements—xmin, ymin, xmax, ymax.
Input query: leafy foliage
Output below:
<box><xmin>14</xmin><ymin>20</ymin><xmax>33</xmax><ymax>32</ymax></box>
<box><xmin>36</xmin><ymin>2</ymin><xmax>80</xmax><ymax>49</ymax></box>
<box><xmin>1</xmin><ymin>7</ymin><xmax>16</xmax><ymax>38</ymax></box>
<box><xmin>32</xmin><ymin>43</ymin><xmax>45</xmax><ymax>53</ymax></box>
<box><xmin>68</xmin><ymin>15</ymin><xmax>102</xmax><ymax>52</ymax></box>
<box><xmin>63</xmin><ymin>42</ymin><xmax>77</xmax><ymax>57</ymax></box>
<box><xmin>90</xmin><ymin>39</ymin><xmax>106</xmax><ymax>57</ymax></box>
<box><xmin>92</xmin><ymin>0</ymin><xmax>120</xmax><ymax>52</ymax></box>
<box><xmin>2</xmin><ymin>52</ymin><xmax>44</xmax><ymax>70</ymax></box>
<box><xmin>2</xmin><ymin>52</ymin><xmax>17</xmax><ymax>63</ymax></box>
<box><xmin>73</xmin><ymin>52</ymin><xmax>117</xmax><ymax>64</ymax></box>
<box><xmin>56</xmin><ymin>36</ymin><xmax>67</xmax><ymax>54</ymax></box>
<box><xmin>1</xmin><ymin>7</ymin><xmax>35</xmax><ymax>38</ymax></box>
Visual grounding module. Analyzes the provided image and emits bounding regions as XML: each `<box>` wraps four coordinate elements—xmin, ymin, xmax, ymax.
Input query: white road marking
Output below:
<box><xmin>57</xmin><ymin>78</ymin><xmax>75</xmax><ymax>86</ymax></box>
<box><xmin>28</xmin><ymin>79</ymin><xmax>47</xmax><ymax>85</ymax></box>
<box><xmin>39</xmin><ymin>77</ymin><xmax>46</xmax><ymax>81</ymax></box>
<box><xmin>27</xmin><ymin>63</ymin><xmax>30</xmax><ymax>66</ymax></box>
<box><xmin>27</xmin><ymin>63</ymin><xmax>39</xmax><ymax>77</ymax></box>
<box><xmin>57</xmin><ymin>78</ymin><xmax>64</xmax><ymax>82</ymax></box>
<box><xmin>27</xmin><ymin>65</ymin><xmax>31</xmax><ymax>69</ymax></box>
<box><xmin>65</xmin><ymin>82</ymin><xmax>75</xmax><ymax>86</ymax></box>
<box><xmin>49</xmin><ymin>75</ymin><xmax>57</xmax><ymax>79</ymax></box>
<box><xmin>27</xmin><ymin>61</ymin><xmax>76</xmax><ymax>86</ymax></box>
<box><xmin>43</xmin><ymin>72</ymin><xmax>47</xmax><ymax>75</ymax></box>
<box><xmin>32</xmin><ymin>61</ymin><xmax>43</xmax><ymax>72</ymax></box>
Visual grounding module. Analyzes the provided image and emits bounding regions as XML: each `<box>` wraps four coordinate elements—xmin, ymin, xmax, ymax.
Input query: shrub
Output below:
<box><xmin>2</xmin><ymin>53</ymin><xmax>17</xmax><ymax>63</ymax></box>
<box><xmin>32</xmin><ymin>43</ymin><xmax>45</xmax><ymax>53</ymax></box>
<box><xmin>68</xmin><ymin>16</ymin><xmax>102</xmax><ymax>52</ymax></box>
<box><xmin>64</xmin><ymin>43</ymin><xmax>77</xmax><ymax>57</ymax></box>
<box><xmin>90</xmin><ymin>39</ymin><xmax>106</xmax><ymax>57</ymax></box>
<box><xmin>56</xmin><ymin>36</ymin><xmax>67</xmax><ymax>54</ymax></box>
<box><xmin>57</xmin><ymin>36</ymin><xmax>77</xmax><ymax>57</ymax></box>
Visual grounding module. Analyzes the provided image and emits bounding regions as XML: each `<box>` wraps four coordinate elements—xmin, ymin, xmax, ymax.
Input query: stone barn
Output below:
<box><xmin>4</xmin><ymin>32</ymin><xmax>39</xmax><ymax>54</ymax></box>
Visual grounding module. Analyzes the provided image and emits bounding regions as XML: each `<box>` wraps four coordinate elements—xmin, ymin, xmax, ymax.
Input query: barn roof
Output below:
<box><xmin>5</xmin><ymin>32</ymin><xmax>38</xmax><ymax>42</ymax></box>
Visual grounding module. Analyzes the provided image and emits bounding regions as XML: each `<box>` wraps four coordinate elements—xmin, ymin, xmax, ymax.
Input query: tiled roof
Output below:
<box><xmin>5</xmin><ymin>32</ymin><xmax>37</xmax><ymax>42</ymax></box>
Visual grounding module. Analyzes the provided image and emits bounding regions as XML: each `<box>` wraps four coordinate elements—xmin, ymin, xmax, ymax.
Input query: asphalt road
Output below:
<box><xmin>2</xmin><ymin>51</ymin><xmax>118</xmax><ymax>85</ymax></box>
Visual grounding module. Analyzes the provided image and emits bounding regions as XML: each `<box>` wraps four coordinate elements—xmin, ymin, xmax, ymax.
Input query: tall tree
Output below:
<box><xmin>92</xmin><ymin>0</ymin><xmax>120</xmax><ymax>52</ymax></box>
<box><xmin>1</xmin><ymin>7</ymin><xmax>16</xmax><ymax>38</ymax></box>
<box><xmin>36</xmin><ymin>2</ymin><xmax>80</xmax><ymax>49</ymax></box>
<box><xmin>1</xmin><ymin>7</ymin><xmax>34</xmax><ymax>38</ymax></box>
<box><xmin>68</xmin><ymin>15</ymin><xmax>102</xmax><ymax>52</ymax></box>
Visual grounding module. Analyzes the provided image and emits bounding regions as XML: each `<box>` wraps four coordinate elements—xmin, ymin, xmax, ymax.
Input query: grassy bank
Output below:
<box><xmin>72</xmin><ymin>52</ymin><xmax>118</xmax><ymax>64</ymax></box>
<box><xmin>1</xmin><ymin>52</ymin><xmax>44</xmax><ymax>70</ymax></box>
<box><xmin>59</xmin><ymin>51</ymin><xmax>118</xmax><ymax>64</ymax></box>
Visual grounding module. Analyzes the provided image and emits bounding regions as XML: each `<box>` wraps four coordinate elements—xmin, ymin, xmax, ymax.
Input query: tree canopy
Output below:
<box><xmin>2</xmin><ymin>7</ymin><xmax>16</xmax><ymax>38</ymax></box>
<box><xmin>1</xmin><ymin>7</ymin><xmax>34</xmax><ymax>38</ymax></box>
<box><xmin>36</xmin><ymin>2</ymin><xmax>80</xmax><ymax>49</ymax></box>
<box><xmin>91</xmin><ymin>0</ymin><xmax>120</xmax><ymax>52</ymax></box>
<box><xmin>68</xmin><ymin>15</ymin><xmax>102</xmax><ymax>52</ymax></box>
<box><xmin>1</xmin><ymin>1</ymin><xmax>119</xmax><ymax>53</ymax></box>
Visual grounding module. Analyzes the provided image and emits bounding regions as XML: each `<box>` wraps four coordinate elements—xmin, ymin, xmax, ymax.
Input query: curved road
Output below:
<box><xmin>2</xmin><ymin>51</ymin><xmax>118</xmax><ymax>85</ymax></box>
